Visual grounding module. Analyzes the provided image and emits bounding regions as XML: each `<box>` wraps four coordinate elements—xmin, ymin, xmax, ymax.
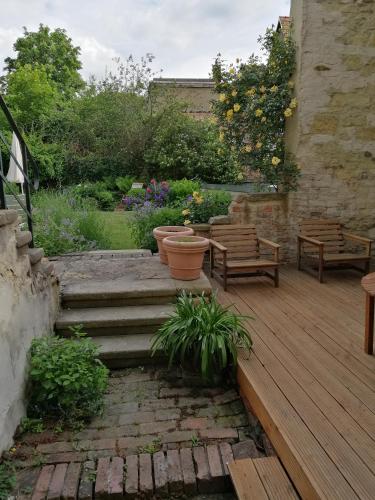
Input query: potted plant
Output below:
<box><xmin>153</xmin><ymin>226</ymin><xmax>194</xmax><ymax>264</ymax></box>
<box><xmin>151</xmin><ymin>292</ymin><xmax>252</xmax><ymax>383</ymax></box>
<box><xmin>163</xmin><ymin>235</ymin><xmax>209</xmax><ymax>280</ymax></box>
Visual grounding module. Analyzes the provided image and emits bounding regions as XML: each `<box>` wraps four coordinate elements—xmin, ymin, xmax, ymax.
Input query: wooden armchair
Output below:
<box><xmin>210</xmin><ymin>224</ymin><xmax>280</xmax><ymax>291</ymax></box>
<box><xmin>297</xmin><ymin>219</ymin><xmax>372</xmax><ymax>282</ymax></box>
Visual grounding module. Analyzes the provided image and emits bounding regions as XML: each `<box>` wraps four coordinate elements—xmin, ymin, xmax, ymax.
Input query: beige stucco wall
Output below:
<box><xmin>285</xmin><ymin>0</ymin><xmax>375</xmax><ymax>258</ymax></box>
<box><xmin>0</xmin><ymin>213</ymin><xmax>59</xmax><ymax>453</ymax></box>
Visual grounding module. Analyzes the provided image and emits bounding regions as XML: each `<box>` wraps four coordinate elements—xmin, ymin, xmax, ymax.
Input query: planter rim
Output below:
<box><xmin>153</xmin><ymin>226</ymin><xmax>194</xmax><ymax>238</ymax></box>
<box><xmin>163</xmin><ymin>235</ymin><xmax>209</xmax><ymax>250</ymax></box>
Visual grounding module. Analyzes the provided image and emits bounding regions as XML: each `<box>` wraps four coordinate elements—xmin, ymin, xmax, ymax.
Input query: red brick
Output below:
<box><xmin>16</xmin><ymin>467</ymin><xmax>41</xmax><ymax>500</ymax></box>
<box><xmin>167</xmin><ymin>449</ymin><xmax>183</xmax><ymax>495</ymax></box>
<box><xmin>199</xmin><ymin>428</ymin><xmax>238</xmax><ymax>440</ymax></box>
<box><xmin>118</xmin><ymin>411</ymin><xmax>154</xmax><ymax>425</ymax></box>
<box><xmin>118</xmin><ymin>435</ymin><xmax>155</xmax><ymax>454</ymax></box>
<box><xmin>153</xmin><ymin>451</ymin><xmax>168</xmax><ymax>496</ymax></box>
<box><xmin>219</xmin><ymin>442</ymin><xmax>234</xmax><ymax>475</ymax></box>
<box><xmin>161</xmin><ymin>431</ymin><xmax>193</xmax><ymax>444</ymax></box>
<box><xmin>180</xmin><ymin>417</ymin><xmax>208</xmax><ymax>430</ymax></box>
<box><xmin>45</xmin><ymin>451</ymin><xmax>87</xmax><ymax>464</ymax></box>
<box><xmin>157</xmin><ymin>408</ymin><xmax>181</xmax><ymax>421</ymax></box>
<box><xmin>232</xmin><ymin>439</ymin><xmax>261</xmax><ymax>459</ymax></box>
<box><xmin>207</xmin><ymin>445</ymin><xmax>226</xmax><ymax>492</ymax></box>
<box><xmin>62</xmin><ymin>462</ymin><xmax>81</xmax><ymax>500</ymax></box>
<box><xmin>95</xmin><ymin>457</ymin><xmax>110</xmax><ymax>499</ymax></box>
<box><xmin>139</xmin><ymin>420</ymin><xmax>176</xmax><ymax>435</ymax></box>
<box><xmin>47</xmin><ymin>463</ymin><xmax>68</xmax><ymax>500</ymax></box>
<box><xmin>125</xmin><ymin>455</ymin><xmax>138</xmax><ymax>498</ymax></box>
<box><xmin>32</xmin><ymin>465</ymin><xmax>55</xmax><ymax>500</ymax></box>
<box><xmin>78</xmin><ymin>460</ymin><xmax>95</xmax><ymax>500</ymax></box>
<box><xmin>213</xmin><ymin>389</ymin><xmax>239</xmax><ymax>405</ymax></box>
<box><xmin>109</xmin><ymin>457</ymin><xmax>124</xmax><ymax>498</ymax></box>
<box><xmin>78</xmin><ymin>439</ymin><xmax>116</xmax><ymax>451</ymax></box>
<box><xmin>192</xmin><ymin>447</ymin><xmax>211</xmax><ymax>494</ymax></box>
<box><xmin>37</xmin><ymin>442</ymin><xmax>74</xmax><ymax>454</ymax></box>
<box><xmin>179</xmin><ymin>448</ymin><xmax>197</xmax><ymax>496</ymax></box>
<box><xmin>139</xmin><ymin>453</ymin><xmax>153</xmax><ymax>495</ymax></box>
<box><xmin>159</xmin><ymin>387</ymin><xmax>192</xmax><ymax>398</ymax></box>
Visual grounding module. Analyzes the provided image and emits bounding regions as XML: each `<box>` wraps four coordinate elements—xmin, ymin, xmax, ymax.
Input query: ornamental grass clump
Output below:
<box><xmin>28</xmin><ymin>330</ymin><xmax>109</xmax><ymax>423</ymax></box>
<box><xmin>151</xmin><ymin>292</ymin><xmax>252</xmax><ymax>381</ymax></box>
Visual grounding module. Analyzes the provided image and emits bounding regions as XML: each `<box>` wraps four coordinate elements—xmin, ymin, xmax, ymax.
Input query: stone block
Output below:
<box><xmin>193</xmin><ymin>446</ymin><xmax>211</xmax><ymax>494</ymax></box>
<box><xmin>167</xmin><ymin>449</ymin><xmax>183</xmax><ymax>495</ymax></box>
<box><xmin>61</xmin><ymin>462</ymin><xmax>81</xmax><ymax>500</ymax></box>
<box><xmin>124</xmin><ymin>455</ymin><xmax>138</xmax><ymax>498</ymax></box>
<box><xmin>94</xmin><ymin>457</ymin><xmax>110</xmax><ymax>499</ymax></box>
<box><xmin>139</xmin><ymin>453</ymin><xmax>153</xmax><ymax>496</ymax></box>
<box><xmin>78</xmin><ymin>460</ymin><xmax>95</xmax><ymax>500</ymax></box>
<box><xmin>207</xmin><ymin>445</ymin><xmax>226</xmax><ymax>492</ymax></box>
<box><xmin>232</xmin><ymin>439</ymin><xmax>261</xmax><ymax>459</ymax></box>
<box><xmin>180</xmin><ymin>447</ymin><xmax>197</xmax><ymax>495</ymax></box>
<box><xmin>109</xmin><ymin>457</ymin><xmax>124</xmax><ymax>498</ymax></box>
<box><xmin>153</xmin><ymin>451</ymin><xmax>168</xmax><ymax>496</ymax></box>
<box><xmin>32</xmin><ymin>465</ymin><xmax>55</xmax><ymax>500</ymax></box>
<box><xmin>47</xmin><ymin>463</ymin><xmax>68</xmax><ymax>500</ymax></box>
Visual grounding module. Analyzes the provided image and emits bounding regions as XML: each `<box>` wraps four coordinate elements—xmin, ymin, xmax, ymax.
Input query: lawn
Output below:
<box><xmin>98</xmin><ymin>210</ymin><xmax>137</xmax><ymax>250</ymax></box>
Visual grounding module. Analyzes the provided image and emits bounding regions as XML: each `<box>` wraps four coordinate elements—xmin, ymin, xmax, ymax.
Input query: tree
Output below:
<box><xmin>4</xmin><ymin>24</ymin><xmax>84</xmax><ymax>97</ymax></box>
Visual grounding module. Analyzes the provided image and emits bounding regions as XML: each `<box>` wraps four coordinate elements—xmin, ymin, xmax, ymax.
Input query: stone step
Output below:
<box><xmin>15</xmin><ymin>230</ymin><xmax>32</xmax><ymax>249</ymax></box>
<box><xmin>92</xmin><ymin>333</ymin><xmax>165</xmax><ymax>368</ymax></box>
<box><xmin>56</xmin><ymin>304</ymin><xmax>174</xmax><ymax>337</ymax></box>
<box><xmin>28</xmin><ymin>247</ymin><xmax>44</xmax><ymax>265</ymax></box>
<box><xmin>61</xmin><ymin>277</ymin><xmax>211</xmax><ymax>309</ymax></box>
<box><xmin>0</xmin><ymin>209</ymin><xmax>18</xmax><ymax>227</ymax></box>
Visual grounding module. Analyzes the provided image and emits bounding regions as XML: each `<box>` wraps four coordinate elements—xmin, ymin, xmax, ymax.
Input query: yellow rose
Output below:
<box><xmin>233</xmin><ymin>103</ymin><xmax>241</xmax><ymax>112</ymax></box>
<box><xmin>192</xmin><ymin>191</ymin><xmax>200</xmax><ymax>198</ymax></box>
<box><xmin>195</xmin><ymin>197</ymin><xmax>204</xmax><ymax>205</ymax></box>
<box><xmin>290</xmin><ymin>98</ymin><xmax>298</xmax><ymax>109</ymax></box>
<box><xmin>284</xmin><ymin>108</ymin><xmax>292</xmax><ymax>118</ymax></box>
<box><xmin>270</xmin><ymin>85</ymin><xmax>278</xmax><ymax>92</ymax></box>
<box><xmin>183</xmin><ymin>220</ymin><xmax>191</xmax><ymax>226</ymax></box>
<box><xmin>231</xmin><ymin>90</ymin><xmax>237</xmax><ymax>97</ymax></box>
<box><xmin>246</xmin><ymin>87</ymin><xmax>256</xmax><ymax>96</ymax></box>
<box><xmin>244</xmin><ymin>144</ymin><xmax>252</xmax><ymax>153</ymax></box>
<box><xmin>219</xmin><ymin>131</ymin><xmax>225</xmax><ymax>142</ymax></box>
<box><xmin>272</xmin><ymin>156</ymin><xmax>281</xmax><ymax>166</ymax></box>
<box><xmin>226</xmin><ymin>109</ymin><xmax>234</xmax><ymax>121</ymax></box>
<box><xmin>182</xmin><ymin>209</ymin><xmax>190</xmax><ymax>216</ymax></box>
<box><xmin>261</xmin><ymin>116</ymin><xmax>267</xmax><ymax>123</ymax></box>
<box><xmin>219</xmin><ymin>93</ymin><xmax>226</xmax><ymax>102</ymax></box>
<box><xmin>255</xmin><ymin>109</ymin><xmax>263</xmax><ymax>117</ymax></box>
<box><xmin>259</xmin><ymin>85</ymin><xmax>266</xmax><ymax>93</ymax></box>
<box><xmin>256</xmin><ymin>142</ymin><xmax>262</xmax><ymax>149</ymax></box>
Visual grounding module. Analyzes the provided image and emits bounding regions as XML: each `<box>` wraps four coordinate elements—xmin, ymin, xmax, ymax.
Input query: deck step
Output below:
<box><xmin>56</xmin><ymin>304</ymin><xmax>174</xmax><ymax>336</ymax></box>
<box><xmin>228</xmin><ymin>457</ymin><xmax>298</xmax><ymax>500</ymax></box>
<box><xmin>92</xmin><ymin>333</ymin><xmax>164</xmax><ymax>368</ymax></box>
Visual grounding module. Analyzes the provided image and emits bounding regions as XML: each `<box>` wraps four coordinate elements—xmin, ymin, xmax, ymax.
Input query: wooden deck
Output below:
<box><xmin>216</xmin><ymin>266</ymin><xmax>375</xmax><ymax>500</ymax></box>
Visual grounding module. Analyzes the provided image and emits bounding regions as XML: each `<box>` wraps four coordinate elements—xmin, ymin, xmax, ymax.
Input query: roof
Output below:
<box><xmin>277</xmin><ymin>16</ymin><xmax>291</xmax><ymax>37</ymax></box>
<box><xmin>151</xmin><ymin>78</ymin><xmax>214</xmax><ymax>89</ymax></box>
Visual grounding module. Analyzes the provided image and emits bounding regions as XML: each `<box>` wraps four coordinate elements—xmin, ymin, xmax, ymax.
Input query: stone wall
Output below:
<box><xmin>0</xmin><ymin>210</ymin><xmax>59</xmax><ymax>453</ymax></box>
<box><xmin>285</xmin><ymin>0</ymin><xmax>375</xmax><ymax>259</ymax></box>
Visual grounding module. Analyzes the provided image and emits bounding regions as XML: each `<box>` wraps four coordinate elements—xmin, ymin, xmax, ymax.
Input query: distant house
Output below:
<box><xmin>277</xmin><ymin>16</ymin><xmax>291</xmax><ymax>37</ymax></box>
<box><xmin>149</xmin><ymin>78</ymin><xmax>216</xmax><ymax>119</ymax></box>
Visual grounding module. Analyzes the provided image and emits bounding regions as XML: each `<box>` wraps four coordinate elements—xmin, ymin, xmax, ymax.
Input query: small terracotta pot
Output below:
<box><xmin>153</xmin><ymin>226</ymin><xmax>194</xmax><ymax>264</ymax></box>
<box><xmin>163</xmin><ymin>235</ymin><xmax>209</xmax><ymax>280</ymax></box>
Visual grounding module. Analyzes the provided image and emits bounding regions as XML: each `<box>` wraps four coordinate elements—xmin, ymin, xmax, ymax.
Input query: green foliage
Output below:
<box><xmin>152</xmin><ymin>292</ymin><xmax>252</xmax><ymax>381</ymax></box>
<box><xmin>182</xmin><ymin>190</ymin><xmax>232</xmax><ymax>224</ymax></box>
<box><xmin>72</xmin><ymin>182</ymin><xmax>115</xmax><ymax>210</ymax></box>
<box><xmin>19</xmin><ymin>417</ymin><xmax>44</xmax><ymax>434</ymax></box>
<box><xmin>0</xmin><ymin>461</ymin><xmax>16</xmax><ymax>500</ymax></box>
<box><xmin>168</xmin><ymin>179</ymin><xmax>201</xmax><ymax>206</ymax></box>
<box><xmin>115</xmin><ymin>176</ymin><xmax>135</xmax><ymax>194</ymax></box>
<box><xmin>33</xmin><ymin>190</ymin><xmax>110</xmax><ymax>256</ymax></box>
<box><xmin>130</xmin><ymin>206</ymin><xmax>184</xmax><ymax>252</ymax></box>
<box><xmin>212</xmin><ymin>26</ymin><xmax>300</xmax><ymax>191</ymax></box>
<box><xmin>29</xmin><ymin>330</ymin><xmax>109</xmax><ymax>422</ymax></box>
<box><xmin>4</xmin><ymin>24</ymin><xmax>84</xmax><ymax>97</ymax></box>
<box><xmin>127</xmin><ymin>187</ymin><xmax>146</xmax><ymax>198</ymax></box>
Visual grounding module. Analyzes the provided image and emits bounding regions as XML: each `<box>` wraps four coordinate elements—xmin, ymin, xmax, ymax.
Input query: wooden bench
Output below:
<box><xmin>297</xmin><ymin>218</ymin><xmax>372</xmax><ymax>282</ymax></box>
<box><xmin>228</xmin><ymin>457</ymin><xmax>298</xmax><ymax>499</ymax></box>
<box><xmin>210</xmin><ymin>224</ymin><xmax>280</xmax><ymax>291</ymax></box>
<box><xmin>361</xmin><ymin>272</ymin><xmax>375</xmax><ymax>354</ymax></box>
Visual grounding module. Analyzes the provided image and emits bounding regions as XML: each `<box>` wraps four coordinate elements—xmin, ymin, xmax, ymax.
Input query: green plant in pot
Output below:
<box><xmin>151</xmin><ymin>291</ymin><xmax>252</xmax><ymax>382</ymax></box>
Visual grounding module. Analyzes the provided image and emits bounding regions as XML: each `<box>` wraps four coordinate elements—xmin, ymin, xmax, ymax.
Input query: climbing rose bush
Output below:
<box><xmin>212</xmin><ymin>26</ymin><xmax>300</xmax><ymax>192</ymax></box>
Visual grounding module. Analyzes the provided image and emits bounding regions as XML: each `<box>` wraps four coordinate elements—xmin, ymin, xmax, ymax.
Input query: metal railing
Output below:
<box><xmin>0</xmin><ymin>94</ymin><xmax>39</xmax><ymax>245</ymax></box>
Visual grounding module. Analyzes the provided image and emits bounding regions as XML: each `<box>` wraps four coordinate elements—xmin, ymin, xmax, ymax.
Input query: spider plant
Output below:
<box><xmin>151</xmin><ymin>291</ymin><xmax>252</xmax><ymax>381</ymax></box>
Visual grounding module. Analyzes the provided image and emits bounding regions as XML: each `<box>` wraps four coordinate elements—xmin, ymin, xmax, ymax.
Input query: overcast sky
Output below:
<box><xmin>0</xmin><ymin>0</ymin><xmax>290</xmax><ymax>80</ymax></box>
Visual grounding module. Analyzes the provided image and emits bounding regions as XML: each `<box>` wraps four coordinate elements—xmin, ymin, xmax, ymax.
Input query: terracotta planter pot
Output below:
<box><xmin>163</xmin><ymin>235</ymin><xmax>209</xmax><ymax>280</ymax></box>
<box><xmin>153</xmin><ymin>226</ymin><xmax>194</xmax><ymax>264</ymax></box>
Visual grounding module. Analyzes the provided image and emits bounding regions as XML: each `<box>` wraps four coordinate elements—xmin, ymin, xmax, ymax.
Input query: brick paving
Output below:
<box><xmin>9</xmin><ymin>366</ymin><xmax>275</xmax><ymax>498</ymax></box>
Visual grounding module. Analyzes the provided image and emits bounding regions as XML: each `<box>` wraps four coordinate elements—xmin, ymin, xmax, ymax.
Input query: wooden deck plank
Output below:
<box><xmin>252</xmin><ymin>457</ymin><xmax>299</xmax><ymax>499</ymax></box>
<box><xmin>213</xmin><ymin>266</ymin><xmax>375</xmax><ymax>500</ymax></box>
<box><xmin>228</xmin><ymin>459</ymin><xmax>269</xmax><ymax>500</ymax></box>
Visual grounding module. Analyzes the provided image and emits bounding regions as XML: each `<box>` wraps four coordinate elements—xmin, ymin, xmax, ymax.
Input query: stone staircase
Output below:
<box><xmin>54</xmin><ymin>253</ymin><xmax>212</xmax><ymax>368</ymax></box>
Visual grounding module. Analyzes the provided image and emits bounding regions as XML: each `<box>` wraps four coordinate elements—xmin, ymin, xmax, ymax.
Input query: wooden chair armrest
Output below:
<box><xmin>343</xmin><ymin>232</ymin><xmax>373</xmax><ymax>244</ymax></box>
<box><xmin>258</xmin><ymin>237</ymin><xmax>280</xmax><ymax>249</ymax></box>
<box><xmin>298</xmin><ymin>235</ymin><xmax>324</xmax><ymax>247</ymax></box>
<box><xmin>210</xmin><ymin>239</ymin><xmax>227</xmax><ymax>253</ymax></box>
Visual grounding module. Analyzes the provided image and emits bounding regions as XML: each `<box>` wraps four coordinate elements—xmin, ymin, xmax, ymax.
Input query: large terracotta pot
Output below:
<box><xmin>153</xmin><ymin>226</ymin><xmax>194</xmax><ymax>264</ymax></box>
<box><xmin>163</xmin><ymin>235</ymin><xmax>209</xmax><ymax>280</ymax></box>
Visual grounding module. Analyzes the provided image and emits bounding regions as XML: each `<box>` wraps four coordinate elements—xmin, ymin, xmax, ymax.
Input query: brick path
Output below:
<box><xmin>9</xmin><ymin>366</ymin><xmax>275</xmax><ymax>498</ymax></box>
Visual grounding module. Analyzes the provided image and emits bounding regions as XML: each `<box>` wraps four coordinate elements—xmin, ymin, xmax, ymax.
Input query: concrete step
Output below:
<box><xmin>92</xmin><ymin>333</ymin><xmax>164</xmax><ymax>368</ymax></box>
<box><xmin>56</xmin><ymin>304</ymin><xmax>174</xmax><ymax>337</ymax></box>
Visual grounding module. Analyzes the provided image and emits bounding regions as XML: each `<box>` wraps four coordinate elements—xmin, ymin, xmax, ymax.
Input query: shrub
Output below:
<box><xmin>0</xmin><ymin>461</ymin><xmax>16</xmax><ymax>500</ymax></box>
<box><xmin>181</xmin><ymin>190</ymin><xmax>232</xmax><ymax>224</ymax></box>
<box><xmin>28</xmin><ymin>331</ymin><xmax>109</xmax><ymax>422</ymax></box>
<box><xmin>130</xmin><ymin>206</ymin><xmax>184</xmax><ymax>252</ymax></box>
<box><xmin>71</xmin><ymin>182</ymin><xmax>115</xmax><ymax>211</ymax></box>
<box><xmin>168</xmin><ymin>179</ymin><xmax>201</xmax><ymax>207</ymax></box>
<box><xmin>115</xmin><ymin>176</ymin><xmax>135</xmax><ymax>194</ymax></box>
<box><xmin>33</xmin><ymin>190</ymin><xmax>110</xmax><ymax>256</ymax></box>
<box><xmin>152</xmin><ymin>292</ymin><xmax>252</xmax><ymax>381</ymax></box>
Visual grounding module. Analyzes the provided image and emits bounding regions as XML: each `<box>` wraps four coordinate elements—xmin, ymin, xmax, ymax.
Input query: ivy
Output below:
<box><xmin>212</xmin><ymin>26</ymin><xmax>300</xmax><ymax>192</ymax></box>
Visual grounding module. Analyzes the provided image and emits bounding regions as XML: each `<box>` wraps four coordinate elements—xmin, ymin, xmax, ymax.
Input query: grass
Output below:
<box><xmin>97</xmin><ymin>211</ymin><xmax>136</xmax><ymax>250</ymax></box>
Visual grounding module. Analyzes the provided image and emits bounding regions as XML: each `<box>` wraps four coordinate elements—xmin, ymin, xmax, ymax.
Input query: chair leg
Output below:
<box><xmin>297</xmin><ymin>242</ymin><xmax>301</xmax><ymax>271</ymax></box>
<box><xmin>365</xmin><ymin>294</ymin><xmax>374</xmax><ymax>355</ymax></box>
<box><xmin>364</xmin><ymin>260</ymin><xmax>370</xmax><ymax>275</ymax></box>
<box><xmin>274</xmin><ymin>268</ymin><xmax>279</xmax><ymax>288</ymax></box>
<box><xmin>223</xmin><ymin>267</ymin><xmax>227</xmax><ymax>292</ymax></box>
<box><xmin>318</xmin><ymin>256</ymin><xmax>324</xmax><ymax>283</ymax></box>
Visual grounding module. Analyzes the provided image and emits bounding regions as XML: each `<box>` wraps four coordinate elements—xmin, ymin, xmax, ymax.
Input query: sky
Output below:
<box><xmin>0</xmin><ymin>0</ymin><xmax>290</xmax><ymax>81</ymax></box>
